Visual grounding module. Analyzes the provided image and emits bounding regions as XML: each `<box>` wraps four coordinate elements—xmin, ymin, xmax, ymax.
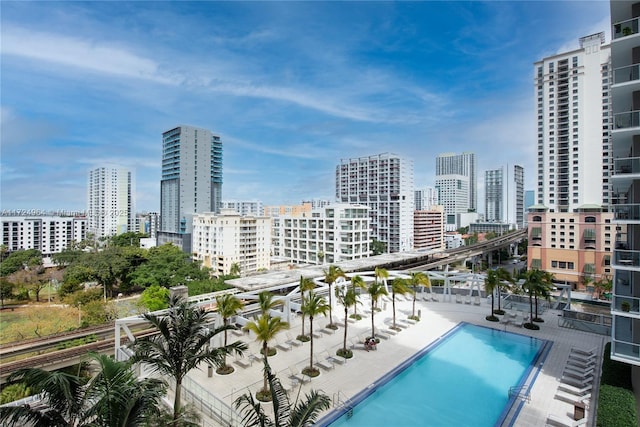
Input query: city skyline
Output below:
<box><xmin>1</xmin><ymin>1</ymin><xmax>610</xmax><ymax>212</ymax></box>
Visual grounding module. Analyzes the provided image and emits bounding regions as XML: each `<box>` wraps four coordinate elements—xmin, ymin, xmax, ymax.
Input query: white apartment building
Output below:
<box><xmin>136</xmin><ymin>212</ymin><xmax>159</xmax><ymax>239</ymax></box>
<box><xmin>415</xmin><ymin>187</ymin><xmax>438</xmax><ymax>211</ymax></box>
<box><xmin>87</xmin><ymin>166</ymin><xmax>135</xmax><ymax>238</ymax></box>
<box><xmin>514</xmin><ymin>165</ymin><xmax>525</xmax><ymax>228</ymax></box>
<box><xmin>436</xmin><ymin>152</ymin><xmax>477</xmax><ymax>212</ymax></box>
<box><xmin>413</xmin><ymin>206</ymin><xmax>445</xmax><ymax>251</ymax></box>
<box><xmin>435</xmin><ymin>174</ymin><xmax>469</xmax><ymax>231</ymax></box>
<box><xmin>221</xmin><ymin>200</ymin><xmax>264</xmax><ymax>217</ymax></box>
<box><xmin>336</xmin><ymin>153</ymin><xmax>414</xmax><ymax>253</ymax></box>
<box><xmin>2</xmin><ymin>216</ymin><xmax>87</xmax><ymax>256</ymax></box>
<box><xmin>272</xmin><ymin>204</ymin><xmax>370</xmax><ymax>265</ymax></box>
<box><xmin>528</xmin><ymin>33</ymin><xmax>614</xmax><ymax>290</ymax></box>
<box><xmin>191</xmin><ymin>209</ymin><xmax>271</xmax><ymax>276</ymax></box>
<box><xmin>485</xmin><ymin>168</ymin><xmax>505</xmax><ymax>222</ymax></box>
<box><xmin>610</xmin><ymin>0</ymin><xmax>640</xmax><ymax>366</ymax></box>
<box><xmin>159</xmin><ymin>125</ymin><xmax>223</xmax><ymax>252</ymax></box>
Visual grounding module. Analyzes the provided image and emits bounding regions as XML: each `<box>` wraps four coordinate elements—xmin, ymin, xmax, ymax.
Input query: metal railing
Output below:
<box><xmin>558</xmin><ymin>310</ymin><xmax>611</xmax><ymax>336</ymax></box>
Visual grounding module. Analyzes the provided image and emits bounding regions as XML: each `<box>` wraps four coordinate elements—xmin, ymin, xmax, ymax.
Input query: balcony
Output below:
<box><xmin>614</xmin><ymin>249</ymin><xmax>640</xmax><ymax>268</ymax></box>
<box><xmin>614</xmin><ymin>110</ymin><xmax>640</xmax><ymax>129</ymax></box>
<box><xmin>615</xmin><ymin>63</ymin><xmax>640</xmax><ymax>85</ymax></box>
<box><xmin>613</xmin><ymin>17</ymin><xmax>640</xmax><ymax>40</ymax></box>
<box><xmin>614</xmin><ymin>157</ymin><xmax>640</xmax><ymax>176</ymax></box>
<box><xmin>612</xmin><ymin>204</ymin><xmax>640</xmax><ymax>221</ymax></box>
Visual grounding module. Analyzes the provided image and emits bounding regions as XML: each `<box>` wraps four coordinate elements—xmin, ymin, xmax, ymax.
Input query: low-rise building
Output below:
<box><xmin>1</xmin><ymin>216</ymin><xmax>87</xmax><ymax>256</ymax></box>
<box><xmin>414</xmin><ymin>206</ymin><xmax>445</xmax><ymax>251</ymax></box>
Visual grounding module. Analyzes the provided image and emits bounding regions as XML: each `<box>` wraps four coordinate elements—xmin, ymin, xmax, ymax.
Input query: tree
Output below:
<box><xmin>128</xmin><ymin>244</ymin><xmax>209</xmax><ymax>290</ymax></box>
<box><xmin>244</xmin><ymin>314</ymin><xmax>290</xmax><ymax>397</ymax></box>
<box><xmin>0</xmin><ymin>278</ymin><xmax>15</xmax><ymax>307</ymax></box>
<box><xmin>367</xmin><ymin>280</ymin><xmax>388</xmax><ymax>339</ymax></box>
<box><xmin>349</xmin><ymin>275</ymin><xmax>367</xmax><ymax>319</ymax></box>
<box><xmin>484</xmin><ymin>269</ymin><xmax>499</xmax><ymax>322</ymax></box>
<box><xmin>230</xmin><ymin>262</ymin><xmax>241</xmax><ymax>277</ymax></box>
<box><xmin>216</xmin><ymin>293</ymin><xmax>244</xmax><ymax>373</ymax></box>
<box><xmin>533</xmin><ymin>270</ymin><xmax>554</xmax><ymax>322</ymax></box>
<box><xmin>494</xmin><ymin>267</ymin><xmax>513</xmax><ymax>314</ymax></box>
<box><xmin>234</xmin><ymin>357</ymin><xmax>330</xmax><ymax>427</ymax></box>
<box><xmin>0</xmin><ymin>352</ymin><xmax>165</xmax><ymax>427</ymax></box>
<box><xmin>257</xmin><ymin>290</ymin><xmax>282</xmax><ymax>317</ymax></box>
<box><xmin>335</xmin><ymin>286</ymin><xmax>357</xmax><ymax>359</ymax></box>
<box><xmin>390</xmin><ymin>278</ymin><xmax>411</xmax><ymax>330</ymax></box>
<box><xmin>323</xmin><ymin>265</ymin><xmax>346</xmax><ymax>329</ymax></box>
<box><xmin>370</xmin><ymin>238</ymin><xmax>386</xmax><ymax>256</ymax></box>
<box><xmin>298</xmin><ymin>276</ymin><xmax>316</xmax><ymax>340</ymax></box>
<box><xmin>522</xmin><ymin>269</ymin><xmax>547</xmax><ymax>330</ymax></box>
<box><xmin>301</xmin><ymin>291</ymin><xmax>329</xmax><ymax>376</ymax></box>
<box><xmin>109</xmin><ymin>231</ymin><xmax>147</xmax><ymax>247</ymax></box>
<box><xmin>408</xmin><ymin>272</ymin><xmax>430</xmax><ymax>319</ymax></box>
<box><xmin>139</xmin><ymin>284</ymin><xmax>170</xmax><ymax>311</ymax></box>
<box><xmin>0</xmin><ymin>249</ymin><xmax>42</xmax><ymax>277</ymax></box>
<box><xmin>131</xmin><ymin>296</ymin><xmax>247</xmax><ymax>426</ymax></box>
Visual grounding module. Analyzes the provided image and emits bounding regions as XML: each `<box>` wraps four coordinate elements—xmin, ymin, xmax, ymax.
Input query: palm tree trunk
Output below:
<box><xmin>173</xmin><ymin>379</ymin><xmax>182</xmax><ymax>427</ymax></box>
<box><xmin>309</xmin><ymin>316</ymin><xmax>314</xmax><ymax>371</ymax></box>
<box><xmin>412</xmin><ymin>288</ymin><xmax>416</xmax><ymax>317</ymax></box>
<box><xmin>371</xmin><ymin>298</ymin><xmax>375</xmax><ymax>338</ymax></box>
<box><xmin>343</xmin><ymin>307</ymin><xmax>348</xmax><ymax>351</ymax></box>
<box><xmin>490</xmin><ymin>292</ymin><xmax>494</xmax><ymax>316</ymax></box>
<box><xmin>534</xmin><ymin>295</ymin><xmax>539</xmax><ymax>320</ymax></box>
<box><xmin>262</xmin><ymin>341</ymin><xmax>268</xmax><ymax>392</ymax></box>
<box><xmin>223</xmin><ymin>319</ymin><xmax>228</xmax><ymax>367</ymax></box>
<box><xmin>528</xmin><ymin>291</ymin><xmax>533</xmax><ymax>325</ymax></box>
<box><xmin>497</xmin><ymin>286</ymin><xmax>502</xmax><ymax>311</ymax></box>
<box><xmin>392</xmin><ymin>296</ymin><xmax>397</xmax><ymax>328</ymax></box>
<box><xmin>328</xmin><ymin>283</ymin><xmax>333</xmax><ymax>326</ymax></box>
<box><xmin>301</xmin><ymin>313</ymin><xmax>306</xmax><ymax>337</ymax></box>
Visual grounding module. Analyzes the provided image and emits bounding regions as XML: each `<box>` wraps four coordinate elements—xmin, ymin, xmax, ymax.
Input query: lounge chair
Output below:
<box><xmin>431</xmin><ymin>293</ymin><xmax>439</xmax><ymax>302</ymax></box>
<box><xmin>323</xmin><ymin>350</ymin><xmax>346</xmax><ymax>365</ymax></box>
<box><xmin>464</xmin><ymin>295</ymin><xmax>472</xmax><ymax>304</ymax></box>
<box><xmin>473</xmin><ymin>295</ymin><xmax>481</xmax><ymax>305</ymax></box>
<box><xmin>286</xmin><ymin>333</ymin><xmax>303</xmax><ymax>347</ymax></box>
<box><xmin>455</xmin><ymin>293</ymin><xmax>463</xmax><ymax>304</ymax></box>
<box><xmin>554</xmin><ymin>390</ymin><xmax>591</xmax><ymax>405</ymax></box>
<box><xmin>374</xmin><ymin>329</ymin><xmax>390</xmax><ymax>340</ymax></box>
<box><xmin>569</xmin><ymin>352</ymin><xmax>597</xmax><ymax>364</ymax></box>
<box><xmin>276</xmin><ymin>338</ymin><xmax>292</xmax><ymax>351</ymax></box>
<box><xmin>312</xmin><ymin>330</ymin><xmax>323</xmax><ymax>339</ymax></box>
<box><xmin>235</xmin><ymin>353</ymin><xmax>258</xmax><ymax>368</ymax></box>
<box><xmin>558</xmin><ymin>383</ymin><xmax>592</xmax><ymax>396</ymax></box>
<box><xmin>314</xmin><ymin>353</ymin><xmax>334</xmax><ymax>370</ymax></box>
<box><xmin>566</xmin><ymin>357</ymin><xmax>596</xmax><ymax>370</ymax></box>
<box><xmin>561</xmin><ymin>375</ymin><xmax>592</xmax><ymax>388</ymax></box>
<box><xmin>563</xmin><ymin>366</ymin><xmax>595</xmax><ymax>379</ymax></box>
<box><xmin>571</xmin><ymin>346</ymin><xmax>598</xmax><ymax>357</ymax></box>
<box><xmin>289</xmin><ymin>366</ymin><xmax>311</xmax><ymax>384</ymax></box>
<box><xmin>546</xmin><ymin>413</ymin><xmax>587</xmax><ymax>427</ymax></box>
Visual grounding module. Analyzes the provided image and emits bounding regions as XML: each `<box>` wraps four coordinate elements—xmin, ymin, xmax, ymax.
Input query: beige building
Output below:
<box><xmin>264</xmin><ymin>203</ymin><xmax>312</xmax><ymax>218</ymax></box>
<box><xmin>413</xmin><ymin>206</ymin><xmax>445</xmax><ymax>251</ymax></box>
<box><xmin>191</xmin><ymin>209</ymin><xmax>271</xmax><ymax>276</ymax></box>
<box><xmin>528</xmin><ymin>207</ymin><xmax>614</xmax><ymax>289</ymax></box>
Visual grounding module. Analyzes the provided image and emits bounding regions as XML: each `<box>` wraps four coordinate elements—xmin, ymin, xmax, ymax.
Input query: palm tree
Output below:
<box><xmin>335</xmin><ymin>285</ymin><xmax>357</xmax><ymax>359</ymax></box>
<box><xmin>484</xmin><ymin>269</ymin><xmax>499</xmax><ymax>322</ymax></box>
<box><xmin>257</xmin><ymin>290</ymin><xmax>281</xmax><ymax>316</ymax></box>
<box><xmin>131</xmin><ymin>296</ymin><xmax>247</xmax><ymax>427</ymax></box>
<box><xmin>522</xmin><ymin>269</ymin><xmax>541</xmax><ymax>330</ymax></box>
<box><xmin>532</xmin><ymin>270</ymin><xmax>554</xmax><ymax>322</ymax></box>
<box><xmin>374</xmin><ymin>267</ymin><xmax>389</xmax><ymax>308</ymax></box>
<box><xmin>494</xmin><ymin>267</ymin><xmax>513</xmax><ymax>314</ymax></box>
<box><xmin>230</xmin><ymin>262</ymin><xmax>241</xmax><ymax>277</ymax></box>
<box><xmin>301</xmin><ymin>291</ymin><xmax>329</xmax><ymax>376</ymax></box>
<box><xmin>216</xmin><ymin>293</ymin><xmax>244</xmax><ymax>373</ymax></box>
<box><xmin>298</xmin><ymin>276</ymin><xmax>316</xmax><ymax>340</ymax></box>
<box><xmin>0</xmin><ymin>352</ymin><xmax>165</xmax><ymax>427</ymax></box>
<box><xmin>349</xmin><ymin>275</ymin><xmax>367</xmax><ymax>319</ymax></box>
<box><xmin>408</xmin><ymin>272</ymin><xmax>430</xmax><ymax>319</ymax></box>
<box><xmin>323</xmin><ymin>265</ymin><xmax>346</xmax><ymax>329</ymax></box>
<box><xmin>244</xmin><ymin>313</ymin><xmax>290</xmax><ymax>395</ymax></box>
<box><xmin>367</xmin><ymin>280</ymin><xmax>388</xmax><ymax>339</ymax></box>
<box><xmin>234</xmin><ymin>357</ymin><xmax>330</xmax><ymax>427</ymax></box>
<box><xmin>390</xmin><ymin>278</ymin><xmax>411</xmax><ymax>330</ymax></box>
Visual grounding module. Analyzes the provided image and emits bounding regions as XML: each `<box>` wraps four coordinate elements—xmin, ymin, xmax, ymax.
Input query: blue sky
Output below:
<box><xmin>1</xmin><ymin>1</ymin><xmax>611</xmax><ymax>213</ymax></box>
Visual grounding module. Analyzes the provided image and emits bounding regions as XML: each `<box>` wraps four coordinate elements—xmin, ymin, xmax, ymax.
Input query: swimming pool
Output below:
<box><xmin>318</xmin><ymin>323</ymin><xmax>550</xmax><ymax>427</ymax></box>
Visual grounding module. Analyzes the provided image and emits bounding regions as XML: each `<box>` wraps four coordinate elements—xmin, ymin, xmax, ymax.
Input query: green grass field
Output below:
<box><xmin>0</xmin><ymin>305</ymin><xmax>80</xmax><ymax>344</ymax></box>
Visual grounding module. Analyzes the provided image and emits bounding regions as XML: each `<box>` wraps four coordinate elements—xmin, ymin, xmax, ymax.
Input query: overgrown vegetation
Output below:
<box><xmin>596</xmin><ymin>342</ymin><xmax>638</xmax><ymax>427</ymax></box>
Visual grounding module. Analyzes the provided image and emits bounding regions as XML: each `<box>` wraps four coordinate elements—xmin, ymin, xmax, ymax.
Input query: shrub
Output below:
<box><xmin>0</xmin><ymin>383</ymin><xmax>31</xmax><ymax>404</ymax></box>
<box><xmin>601</xmin><ymin>342</ymin><xmax>633</xmax><ymax>389</ymax></box>
<box><xmin>596</xmin><ymin>385</ymin><xmax>637</xmax><ymax>427</ymax></box>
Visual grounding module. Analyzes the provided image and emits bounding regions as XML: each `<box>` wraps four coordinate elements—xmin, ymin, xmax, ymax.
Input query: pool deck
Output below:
<box><xmin>183</xmin><ymin>294</ymin><xmax>605</xmax><ymax>427</ymax></box>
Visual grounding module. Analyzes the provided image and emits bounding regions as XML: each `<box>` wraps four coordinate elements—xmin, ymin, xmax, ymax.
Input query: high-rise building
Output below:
<box><xmin>435</xmin><ymin>174</ymin><xmax>469</xmax><ymax>231</ymax></box>
<box><xmin>514</xmin><ymin>165</ymin><xmax>525</xmax><ymax>229</ymax></box>
<box><xmin>221</xmin><ymin>200</ymin><xmax>264</xmax><ymax>217</ymax></box>
<box><xmin>436</xmin><ymin>152</ymin><xmax>477</xmax><ymax>212</ymax></box>
<box><xmin>415</xmin><ymin>187</ymin><xmax>438</xmax><ymax>211</ymax></box>
<box><xmin>528</xmin><ymin>33</ymin><xmax>613</xmax><ymax>289</ymax></box>
<box><xmin>158</xmin><ymin>125</ymin><xmax>223</xmax><ymax>252</ymax></box>
<box><xmin>87</xmin><ymin>166</ymin><xmax>135</xmax><ymax>238</ymax></box>
<box><xmin>413</xmin><ymin>206</ymin><xmax>445</xmax><ymax>251</ymax></box>
<box><xmin>485</xmin><ymin>168</ymin><xmax>504</xmax><ymax>222</ymax></box>
<box><xmin>610</xmin><ymin>0</ymin><xmax>640</xmax><ymax>366</ymax></box>
<box><xmin>336</xmin><ymin>153</ymin><xmax>414</xmax><ymax>253</ymax></box>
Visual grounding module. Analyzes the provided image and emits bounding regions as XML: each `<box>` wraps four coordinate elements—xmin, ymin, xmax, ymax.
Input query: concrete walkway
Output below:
<box><xmin>179</xmin><ymin>294</ymin><xmax>606</xmax><ymax>427</ymax></box>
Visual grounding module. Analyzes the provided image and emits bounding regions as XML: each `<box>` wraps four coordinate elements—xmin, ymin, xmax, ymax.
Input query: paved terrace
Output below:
<box><xmin>173</xmin><ymin>293</ymin><xmax>606</xmax><ymax>427</ymax></box>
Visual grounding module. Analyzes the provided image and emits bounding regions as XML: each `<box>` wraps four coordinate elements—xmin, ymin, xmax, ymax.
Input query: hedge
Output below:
<box><xmin>596</xmin><ymin>385</ymin><xmax>637</xmax><ymax>427</ymax></box>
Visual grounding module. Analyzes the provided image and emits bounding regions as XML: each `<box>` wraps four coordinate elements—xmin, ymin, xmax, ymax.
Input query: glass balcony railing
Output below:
<box><xmin>614</xmin><ymin>157</ymin><xmax>640</xmax><ymax>175</ymax></box>
<box><xmin>614</xmin><ymin>17</ymin><xmax>640</xmax><ymax>39</ymax></box>
<box><xmin>613</xmin><ymin>295</ymin><xmax>640</xmax><ymax>313</ymax></box>
<box><xmin>612</xmin><ymin>204</ymin><xmax>640</xmax><ymax>221</ymax></box>
<box><xmin>614</xmin><ymin>63</ymin><xmax>640</xmax><ymax>84</ymax></box>
<box><xmin>612</xmin><ymin>340</ymin><xmax>640</xmax><ymax>363</ymax></box>
<box><xmin>614</xmin><ymin>111</ymin><xmax>640</xmax><ymax>129</ymax></box>
<box><xmin>614</xmin><ymin>249</ymin><xmax>640</xmax><ymax>268</ymax></box>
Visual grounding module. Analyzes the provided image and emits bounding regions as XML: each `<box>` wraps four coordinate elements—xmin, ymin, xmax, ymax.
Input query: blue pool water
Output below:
<box><xmin>320</xmin><ymin>323</ymin><xmax>548</xmax><ymax>427</ymax></box>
